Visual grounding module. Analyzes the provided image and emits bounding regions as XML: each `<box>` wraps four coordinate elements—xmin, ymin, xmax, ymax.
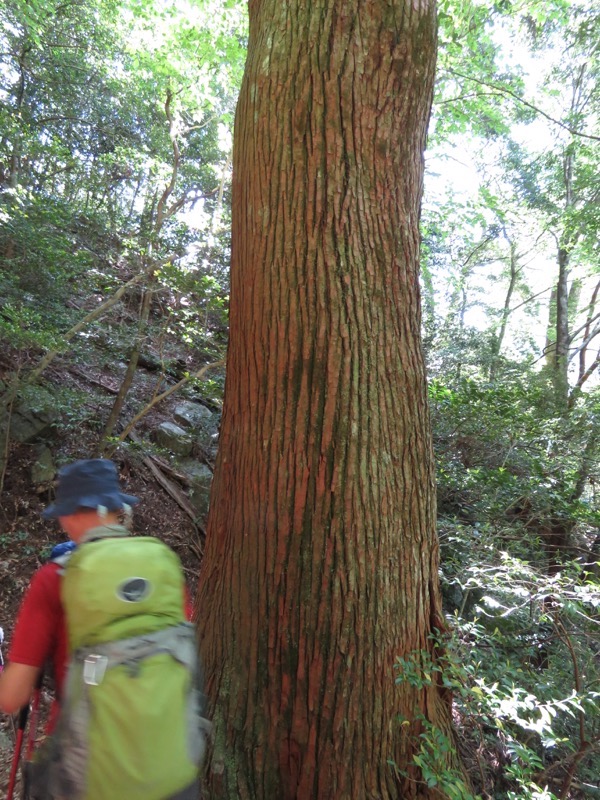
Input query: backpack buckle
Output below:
<box><xmin>83</xmin><ymin>654</ymin><xmax>109</xmax><ymax>686</ymax></box>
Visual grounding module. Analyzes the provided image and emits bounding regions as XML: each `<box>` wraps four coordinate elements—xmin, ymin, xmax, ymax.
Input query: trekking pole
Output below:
<box><xmin>1</xmin><ymin>625</ymin><xmax>26</xmax><ymax>800</ymax></box>
<box><xmin>6</xmin><ymin>700</ymin><xmax>29</xmax><ymax>800</ymax></box>
<box><xmin>6</xmin><ymin>671</ymin><xmax>43</xmax><ymax>800</ymax></box>
<box><xmin>25</xmin><ymin>672</ymin><xmax>43</xmax><ymax>760</ymax></box>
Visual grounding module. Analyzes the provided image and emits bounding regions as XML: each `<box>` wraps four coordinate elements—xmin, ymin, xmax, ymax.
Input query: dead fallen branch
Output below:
<box><xmin>66</xmin><ymin>366</ymin><xmax>120</xmax><ymax>395</ymax></box>
<box><xmin>127</xmin><ymin>432</ymin><xmax>207</xmax><ymax>547</ymax></box>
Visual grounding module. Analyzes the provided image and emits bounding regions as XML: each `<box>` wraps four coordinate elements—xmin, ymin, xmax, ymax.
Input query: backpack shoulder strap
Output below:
<box><xmin>80</xmin><ymin>524</ymin><xmax>130</xmax><ymax>544</ymax></box>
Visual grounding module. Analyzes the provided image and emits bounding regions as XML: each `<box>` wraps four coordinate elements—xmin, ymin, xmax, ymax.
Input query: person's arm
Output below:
<box><xmin>0</xmin><ymin>663</ymin><xmax>41</xmax><ymax>713</ymax></box>
<box><xmin>0</xmin><ymin>564</ymin><xmax>61</xmax><ymax>714</ymax></box>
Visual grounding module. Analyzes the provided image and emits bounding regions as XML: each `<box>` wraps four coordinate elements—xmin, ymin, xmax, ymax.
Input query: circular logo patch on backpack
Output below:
<box><xmin>117</xmin><ymin>577</ymin><xmax>152</xmax><ymax>603</ymax></box>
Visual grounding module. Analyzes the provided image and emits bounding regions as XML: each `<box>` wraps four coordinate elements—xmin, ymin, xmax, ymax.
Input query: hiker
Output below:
<box><xmin>0</xmin><ymin>458</ymin><xmax>206</xmax><ymax>800</ymax></box>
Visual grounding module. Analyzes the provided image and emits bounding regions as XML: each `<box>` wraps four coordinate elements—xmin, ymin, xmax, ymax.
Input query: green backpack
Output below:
<box><xmin>32</xmin><ymin>528</ymin><xmax>209</xmax><ymax>800</ymax></box>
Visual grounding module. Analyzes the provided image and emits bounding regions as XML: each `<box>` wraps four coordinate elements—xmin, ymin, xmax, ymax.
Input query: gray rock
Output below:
<box><xmin>179</xmin><ymin>460</ymin><xmax>213</xmax><ymax>520</ymax></box>
<box><xmin>174</xmin><ymin>402</ymin><xmax>220</xmax><ymax>456</ymax></box>
<box><xmin>178</xmin><ymin>459</ymin><xmax>212</xmax><ymax>481</ymax></box>
<box><xmin>152</xmin><ymin>422</ymin><xmax>193</xmax><ymax>457</ymax></box>
<box><xmin>10</xmin><ymin>413</ymin><xmax>43</xmax><ymax>442</ymax></box>
<box><xmin>3</xmin><ymin>385</ymin><xmax>58</xmax><ymax>443</ymax></box>
<box><xmin>5</xmin><ymin>409</ymin><xmax>55</xmax><ymax>443</ymax></box>
<box><xmin>173</xmin><ymin>401</ymin><xmax>214</xmax><ymax>430</ymax></box>
<box><xmin>31</xmin><ymin>445</ymin><xmax>56</xmax><ymax>485</ymax></box>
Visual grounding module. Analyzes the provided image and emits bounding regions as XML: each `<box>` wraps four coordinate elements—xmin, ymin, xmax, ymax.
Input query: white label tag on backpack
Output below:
<box><xmin>83</xmin><ymin>654</ymin><xmax>109</xmax><ymax>686</ymax></box>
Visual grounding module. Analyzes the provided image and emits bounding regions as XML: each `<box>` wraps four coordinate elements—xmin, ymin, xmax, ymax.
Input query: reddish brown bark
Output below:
<box><xmin>197</xmin><ymin>2</ymin><xmax>457</xmax><ymax>798</ymax></box>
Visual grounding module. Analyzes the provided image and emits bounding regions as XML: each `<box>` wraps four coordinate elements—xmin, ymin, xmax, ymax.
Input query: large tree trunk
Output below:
<box><xmin>197</xmin><ymin>2</ymin><xmax>457</xmax><ymax>798</ymax></box>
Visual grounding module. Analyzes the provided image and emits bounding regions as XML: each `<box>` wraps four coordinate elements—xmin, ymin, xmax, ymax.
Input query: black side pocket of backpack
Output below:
<box><xmin>22</xmin><ymin>735</ymin><xmax>60</xmax><ymax>800</ymax></box>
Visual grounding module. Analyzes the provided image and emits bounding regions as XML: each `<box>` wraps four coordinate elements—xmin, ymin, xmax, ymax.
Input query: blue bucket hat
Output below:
<box><xmin>43</xmin><ymin>459</ymin><xmax>139</xmax><ymax>519</ymax></box>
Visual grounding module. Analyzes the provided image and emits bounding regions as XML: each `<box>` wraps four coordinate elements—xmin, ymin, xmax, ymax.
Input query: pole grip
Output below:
<box><xmin>7</xmin><ymin>670</ymin><xmax>43</xmax><ymax>800</ymax></box>
<box><xmin>17</xmin><ymin>700</ymin><xmax>30</xmax><ymax>730</ymax></box>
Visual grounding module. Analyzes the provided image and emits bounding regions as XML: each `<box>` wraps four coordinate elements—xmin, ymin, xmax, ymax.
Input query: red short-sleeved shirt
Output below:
<box><xmin>9</xmin><ymin>563</ymin><xmax>67</xmax><ymax>691</ymax></box>
<box><xmin>8</xmin><ymin>562</ymin><xmax>67</xmax><ymax>729</ymax></box>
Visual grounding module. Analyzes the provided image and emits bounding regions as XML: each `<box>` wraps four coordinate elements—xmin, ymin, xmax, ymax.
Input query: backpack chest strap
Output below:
<box><xmin>74</xmin><ymin>623</ymin><xmax>197</xmax><ymax>684</ymax></box>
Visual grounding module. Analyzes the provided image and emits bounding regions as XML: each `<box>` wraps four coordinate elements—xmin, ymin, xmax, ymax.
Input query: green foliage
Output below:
<box><xmin>431</xmin><ymin>373</ymin><xmax>600</xmax><ymax>533</ymax></box>
<box><xmin>396</xmin><ymin>571</ymin><xmax>600</xmax><ymax>797</ymax></box>
<box><xmin>0</xmin><ymin>0</ymin><xmax>243</xmax><ymax>406</ymax></box>
<box><xmin>393</xmin><ymin>712</ymin><xmax>474</xmax><ymax>799</ymax></box>
<box><xmin>11</xmin><ymin>529</ymin><xmax>49</xmax><ymax>558</ymax></box>
<box><xmin>430</xmin><ymin>418</ymin><xmax>600</xmax><ymax>793</ymax></box>
<box><xmin>425</xmin><ymin>234</ymin><xmax>600</xmax><ymax>795</ymax></box>
<box><xmin>0</xmin><ymin>191</ymin><xmax>102</xmax><ymax>344</ymax></box>
<box><xmin>435</xmin><ymin>0</ymin><xmax>513</xmax><ymax>141</ymax></box>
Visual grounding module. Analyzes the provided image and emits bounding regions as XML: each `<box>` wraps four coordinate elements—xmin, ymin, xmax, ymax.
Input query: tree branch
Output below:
<box><xmin>569</xmin><ymin>352</ymin><xmax>600</xmax><ymax>405</ymax></box>
<box><xmin>570</xmin><ymin>322</ymin><xmax>600</xmax><ymax>360</ymax></box>
<box><xmin>107</xmin><ymin>359</ymin><xmax>225</xmax><ymax>451</ymax></box>
<box><xmin>154</xmin><ymin>88</ymin><xmax>183</xmax><ymax>234</ymax></box>
<box><xmin>436</xmin><ymin>91</ymin><xmax>502</xmax><ymax>106</ymax></box>
<box><xmin>575</xmin><ymin>280</ymin><xmax>600</xmax><ymax>382</ymax></box>
<box><xmin>508</xmin><ymin>284</ymin><xmax>554</xmax><ymax>314</ymax></box>
<box><xmin>445</xmin><ymin>69</ymin><xmax>600</xmax><ymax>143</ymax></box>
